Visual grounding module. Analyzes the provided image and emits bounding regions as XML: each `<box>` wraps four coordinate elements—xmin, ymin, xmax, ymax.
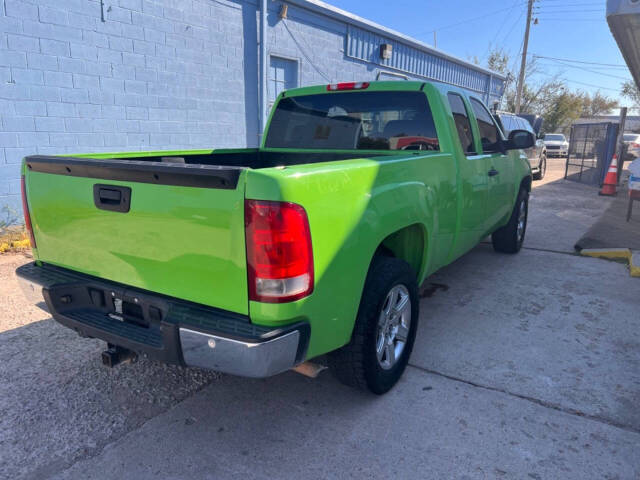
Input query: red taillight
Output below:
<box><xmin>326</xmin><ymin>82</ymin><xmax>370</xmax><ymax>91</ymax></box>
<box><xmin>632</xmin><ymin>143</ymin><xmax>640</xmax><ymax>148</ymax></box>
<box><xmin>20</xmin><ymin>175</ymin><xmax>36</xmax><ymax>249</ymax></box>
<box><xmin>245</xmin><ymin>200</ymin><xmax>313</xmax><ymax>303</ymax></box>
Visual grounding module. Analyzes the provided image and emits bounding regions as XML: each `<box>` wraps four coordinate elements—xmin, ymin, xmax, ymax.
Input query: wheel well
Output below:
<box><xmin>375</xmin><ymin>224</ymin><xmax>425</xmax><ymax>278</ymax></box>
<box><xmin>520</xmin><ymin>175</ymin><xmax>532</xmax><ymax>193</ymax></box>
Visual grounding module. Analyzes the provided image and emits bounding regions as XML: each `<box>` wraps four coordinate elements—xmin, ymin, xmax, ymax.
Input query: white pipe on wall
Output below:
<box><xmin>259</xmin><ymin>0</ymin><xmax>268</xmax><ymax>142</ymax></box>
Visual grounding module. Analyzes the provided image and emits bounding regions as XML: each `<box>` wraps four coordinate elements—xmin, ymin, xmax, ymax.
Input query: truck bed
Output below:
<box><xmin>22</xmin><ymin>148</ymin><xmax>392</xmax><ymax>317</ymax></box>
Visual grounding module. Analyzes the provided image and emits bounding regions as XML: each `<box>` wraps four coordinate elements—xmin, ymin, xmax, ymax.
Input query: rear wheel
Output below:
<box><xmin>533</xmin><ymin>155</ymin><xmax>546</xmax><ymax>180</ymax></box>
<box><xmin>328</xmin><ymin>256</ymin><xmax>419</xmax><ymax>394</ymax></box>
<box><xmin>491</xmin><ymin>187</ymin><xmax>528</xmax><ymax>254</ymax></box>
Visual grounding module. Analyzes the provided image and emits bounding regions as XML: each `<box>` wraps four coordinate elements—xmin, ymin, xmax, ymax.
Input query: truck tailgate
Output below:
<box><xmin>24</xmin><ymin>156</ymin><xmax>249</xmax><ymax>315</ymax></box>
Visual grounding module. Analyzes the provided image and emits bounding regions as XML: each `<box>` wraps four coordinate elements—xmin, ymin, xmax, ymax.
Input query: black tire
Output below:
<box><xmin>328</xmin><ymin>256</ymin><xmax>419</xmax><ymax>394</ymax></box>
<box><xmin>533</xmin><ymin>155</ymin><xmax>546</xmax><ymax>180</ymax></box>
<box><xmin>491</xmin><ymin>187</ymin><xmax>528</xmax><ymax>254</ymax></box>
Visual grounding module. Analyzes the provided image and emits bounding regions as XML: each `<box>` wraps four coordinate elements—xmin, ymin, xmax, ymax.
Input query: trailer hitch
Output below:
<box><xmin>101</xmin><ymin>344</ymin><xmax>138</xmax><ymax>368</ymax></box>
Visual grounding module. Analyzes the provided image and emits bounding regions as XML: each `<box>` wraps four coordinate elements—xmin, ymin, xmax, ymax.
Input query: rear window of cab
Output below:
<box><xmin>265</xmin><ymin>91</ymin><xmax>440</xmax><ymax>151</ymax></box>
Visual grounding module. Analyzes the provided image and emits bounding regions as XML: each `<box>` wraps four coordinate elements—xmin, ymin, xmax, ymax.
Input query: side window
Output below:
<box><xmin>470</xmin><ymin>98</ymin><xmax>502</xmax><ymax>154</ymax></box>
<box><xmin>520</xmin><ymin>118</ymin><xmax>534</xmax><ymax>134</ymax></box>
<box><xmin>500</xmin><ymin>115</ymin><xmax>513</xmax><ymax>135</ymax></box>
<box><xmin>447</xmin><ymin>93</ymin><xmax>476</xmax><ymax>155</ymax></box>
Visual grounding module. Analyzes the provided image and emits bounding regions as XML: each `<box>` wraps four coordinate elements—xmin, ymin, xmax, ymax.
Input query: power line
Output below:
<box><xmin>532</xmin><ymin>54</ymin><xmax>628</xmax><ymax>68</ymax></box>
<box><xmin>482</xmin><ymin>0</ymin><xmax>524</xmax><ymax>62</ymax></box>
<box><xmin>500</xmin><ymin>8</ymin><xmax>526</xmax><ymax>49</ymax></box>
<box><xmin>536</xmin><ymin>62</ymin><xmax>630</xmax><ymax>81</ymax></box>
<box><xmin>535</xmin><ymin>9</ymin><xmax>604</xmax><ymax>13</ymax></box>
<box><xmin>281</xmin><ymin>19</ymin><xmax>331</xmax><ymax>82</ymax></box>
<box><xmin>536</xmin><ymin>71</ymin><xmax>622</xmax><ymax>91</ymax></box>
<box><xmin>535</xmin><ymin>18</ymin><xmax>604</xmax><ymax>22</ymax></box>
<box><xmin>413</xmin><ymin>2</ymin><xmax>528</xmax><ymax>36</ymax></box>
<box><xmin>536</xmin><ymin>0</ymin><xmax>603</xmax><ymax>3</ymax></box>
<box><xmin>536</xmin><ymin>59</ymin><xmax>631</xmax><ymax>80</ymax></box>
<box><xmin>535</xmin><ymin>2</ymin><xmax>603</xmax><ymax>7</ymax></box>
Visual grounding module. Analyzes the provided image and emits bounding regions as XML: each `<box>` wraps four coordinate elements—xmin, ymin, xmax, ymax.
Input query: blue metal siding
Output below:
<box><xmin>346</xmin><ymin>25</ymin><xmax>502</xmax><ymax>102</ymax></box>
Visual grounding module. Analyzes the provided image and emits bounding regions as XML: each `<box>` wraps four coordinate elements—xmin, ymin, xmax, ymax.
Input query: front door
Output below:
<box><xmin>469</xmin><ymin>98</ymin><xmax>514</xmax><ymax>232</ymax></box>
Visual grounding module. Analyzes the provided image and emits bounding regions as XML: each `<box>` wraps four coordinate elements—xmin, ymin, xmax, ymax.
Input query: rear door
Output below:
<box><xmin>25</xmin><ymin>158</ymin><xmax>250</xmax><ymax>315</ymax></box>
<box><xmin>469</xmin><ymin>98</ymin><xmax>514</xmax><ymax>231</ymax></box>
<box><xmin>446</xmin><ymin>92</ymin><xmax>489</xmax><ymax>257</ymax></box>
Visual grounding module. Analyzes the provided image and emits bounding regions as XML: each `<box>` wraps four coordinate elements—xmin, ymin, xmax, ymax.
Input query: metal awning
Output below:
<box><xmin>607</xmin><ymin>0</ymin><xmax>640</xmax><ymax>88</ymax></box>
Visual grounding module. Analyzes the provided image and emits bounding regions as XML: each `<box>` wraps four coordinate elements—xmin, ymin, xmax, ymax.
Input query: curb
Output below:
<box><xmin>631</xmin><ymin>252</ymin><xmax>640</xmax><ymax>277</ymax></box>
<box><xmin>579</xmin><ymin>248</ymin><xmax>640</xmax><ymax>277</ymax></box>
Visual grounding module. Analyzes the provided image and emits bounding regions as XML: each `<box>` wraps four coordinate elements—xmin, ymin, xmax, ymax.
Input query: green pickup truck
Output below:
<box><xmin>17</xmin><ymin>81</ymin><xmax>533</xmax><ymax>394</ymax></box>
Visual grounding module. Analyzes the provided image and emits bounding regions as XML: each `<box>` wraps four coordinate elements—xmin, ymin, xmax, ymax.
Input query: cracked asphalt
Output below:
<box><xmin>1</xmin><ymin>158</ymin><xmax>639</xmax><ymax>479</ymax></box>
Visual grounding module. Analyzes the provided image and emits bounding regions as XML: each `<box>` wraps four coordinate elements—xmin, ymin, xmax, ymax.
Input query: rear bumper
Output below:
<box><xmin>16</xmin><ymin>262</ymin><xmax>309</xmax><ymax>378</ymax></box>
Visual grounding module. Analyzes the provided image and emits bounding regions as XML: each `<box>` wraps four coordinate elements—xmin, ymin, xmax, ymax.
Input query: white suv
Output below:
<box><xmin>543</xmin><ymin>133</ymin><xmax>569</xmax><ymax>157</ymax></box>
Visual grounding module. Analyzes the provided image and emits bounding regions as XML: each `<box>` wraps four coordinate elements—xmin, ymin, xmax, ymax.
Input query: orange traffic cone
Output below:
<box><xmin>599</xmin><ymin>154</ymin><xmax>618</xmax><ymax>196</ymax></box>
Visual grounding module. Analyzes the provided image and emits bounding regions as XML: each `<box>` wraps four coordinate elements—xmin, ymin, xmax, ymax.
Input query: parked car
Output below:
<box><xmin>496</xmin><ymin>112</ymin><xmax>547</xmax><ymax>180</ymax></box>
<box><xmin>623</xmin><ymin>133</ymin><xmax>640</xmax><ymax>160</ymax></box>
<box><xmin>517</xmin><ymin>113</ymin><xmax>544</xmax><ymax>135</ymax></box>
<box><xmin>544</xmin><ymin>133</ymin><xmax>569</xmax><ymax>157</ymax></box>
<box><xmin>17</xmin><ymin>81</ymin><xmax>534</xmax><ymax>394</ymax></box>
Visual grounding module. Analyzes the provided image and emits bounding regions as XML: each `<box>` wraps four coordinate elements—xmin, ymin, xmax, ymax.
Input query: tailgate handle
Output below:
<box><xmin>93</xmin><ymin>184</ymin><xmax>131</xmax><ymax>213</ymax></box>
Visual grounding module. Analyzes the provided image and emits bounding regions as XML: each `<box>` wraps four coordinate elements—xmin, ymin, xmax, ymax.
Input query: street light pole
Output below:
<box><xmin>515</xmin><ymin>0</ymin><xmax>534</xmax><ymax>114</ymax></box>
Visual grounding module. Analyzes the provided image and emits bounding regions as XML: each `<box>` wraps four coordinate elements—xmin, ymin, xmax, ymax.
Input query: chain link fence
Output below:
<box><xmin>564</xmin><ymin>122</ymin><xmax>618</xmax><ymax>186</ymax></box>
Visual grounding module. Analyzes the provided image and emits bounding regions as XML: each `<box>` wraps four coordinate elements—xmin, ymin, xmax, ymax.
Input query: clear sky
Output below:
<box><xmin>327</xmin><ymin>0</ymin><xmax>634</xmax><ymax>108</ymax></box>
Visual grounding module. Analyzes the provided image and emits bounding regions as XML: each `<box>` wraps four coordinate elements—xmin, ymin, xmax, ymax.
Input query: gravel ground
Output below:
<box><xmin>0</xmin><ymin>255</ymin><xmax>219</xmax><ymax>480</ymax></box>
<box><xmin>0</xmin><ymin>254</ymin><xmax>48</xmax><ymax>332</ymax></box>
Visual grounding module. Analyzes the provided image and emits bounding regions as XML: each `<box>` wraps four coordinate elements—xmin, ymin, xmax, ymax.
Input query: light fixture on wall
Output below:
<box><xmin>380</xmin><ymin>43</ymin><xmax>392</xmax><ymax>60</ymax></box>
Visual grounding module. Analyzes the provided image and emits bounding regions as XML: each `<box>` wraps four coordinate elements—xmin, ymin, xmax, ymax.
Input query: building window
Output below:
<box><xmin>269</xmin><ymin>56</ymin><xmax>298</xmax><ymax>110</ymax></box>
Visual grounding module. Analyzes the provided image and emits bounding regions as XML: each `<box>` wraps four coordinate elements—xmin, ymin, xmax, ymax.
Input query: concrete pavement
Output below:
<box><xmin>52</xmin><ymin>367</ymin><xmax>639</xmax><ymax>480</ymax></box>
<box><xmin>1</xmin><ymin>158</ymin><xmax>639</xmax><ymax>479</ymax></box>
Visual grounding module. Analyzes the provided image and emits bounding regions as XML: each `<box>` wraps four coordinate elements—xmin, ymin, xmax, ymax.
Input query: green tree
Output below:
<box><xmin>621</xmin><ymin>80</ymin><xmax>640</xmax><ymax>108</ymax></box>
<box><xmin>544</xmin><ymin>90</ymin><xmax>584</xmax><ymax>133</ymax></box>
<box><xmin>580</xmin><ymin>91</ymin><xmax>618</xmax><ymax>117</ymax></box>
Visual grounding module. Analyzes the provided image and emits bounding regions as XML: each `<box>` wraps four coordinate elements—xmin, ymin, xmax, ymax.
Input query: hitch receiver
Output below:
<box><xmin>101</xmin><ymin>344</ymin><xmax>138</xmax><ymax>368</ymax></box>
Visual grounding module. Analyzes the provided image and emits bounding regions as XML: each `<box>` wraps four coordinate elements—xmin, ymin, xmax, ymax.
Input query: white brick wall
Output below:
<box><xmin>1</xmin><ymin>0</ymin><xmax>258</xmax><ymax>217</ymax></box>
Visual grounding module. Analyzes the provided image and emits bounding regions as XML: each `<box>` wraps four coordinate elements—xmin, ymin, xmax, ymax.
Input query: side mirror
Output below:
<box><xmin>505</xmin><ymin>129</ymin><xmax>535</xmax><ymax>150</ymax></box>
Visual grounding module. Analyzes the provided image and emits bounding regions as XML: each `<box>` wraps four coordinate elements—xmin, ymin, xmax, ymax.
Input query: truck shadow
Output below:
<box><xmin>0</xmin><ymin>316</ymin><xmax>219</xmax><ymax>480</ymax></box>
<box><xmin>3</xmin><ymin>313</ymin><xmax>436</xmax><ymax>479</ymax></box>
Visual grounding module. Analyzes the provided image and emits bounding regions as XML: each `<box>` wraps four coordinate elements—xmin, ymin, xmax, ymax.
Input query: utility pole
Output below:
<box><xmin>433</xmin><ymin>31</ymin><xmax>437</xmax><ymax>48</ymax></box>
<box><xmin>515</xmin><ymin>0</ymin><xmax>534</xmax><ymax>114</ymax></box>
<box><xmin>615</xmin><ymin>107</ymin><xmax>628</xmax><ymax>184</ymax></box>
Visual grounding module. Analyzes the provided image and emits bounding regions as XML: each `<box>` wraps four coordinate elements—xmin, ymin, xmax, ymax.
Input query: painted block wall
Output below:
<box><xmin>0</xmin><ymin>0</ymin><xmax>260</xmax><ymax>219</ymax></box>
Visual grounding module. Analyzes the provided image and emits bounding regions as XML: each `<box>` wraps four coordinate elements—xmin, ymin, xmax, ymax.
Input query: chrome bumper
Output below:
<box><xmin>180</xmin><ymin>328</ymin><xmax>301</xmax><ymax>377</ymax></box>
<box><xmin>18</xmin><ymin>275</ymin><xmax>45</xmax><ymax>305</ymax></box>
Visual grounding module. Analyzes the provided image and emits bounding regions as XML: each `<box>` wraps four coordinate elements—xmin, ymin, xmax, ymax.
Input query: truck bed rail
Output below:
<box><xmin>24</xmin><ymin>155</ymin><xmax>244</xmax><ymax>189</ymax></box>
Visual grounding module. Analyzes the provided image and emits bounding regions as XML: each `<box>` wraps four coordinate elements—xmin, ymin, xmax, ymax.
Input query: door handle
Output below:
<box><xmin>488</xmin><ymin>168</ymin><xmax>499</xmax><ymax>177</ymax></box>
<box><xmin>93</xmin><ymin>184</ymin><xmax>131</xmax><ymax>213</ymax></box>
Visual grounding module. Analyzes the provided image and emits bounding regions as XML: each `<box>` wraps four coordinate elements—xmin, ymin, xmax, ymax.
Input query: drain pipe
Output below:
<box><xmin>259</xmin><ymin>0</ymin><xmax>268</xmax><ymax>144</ymax></box>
